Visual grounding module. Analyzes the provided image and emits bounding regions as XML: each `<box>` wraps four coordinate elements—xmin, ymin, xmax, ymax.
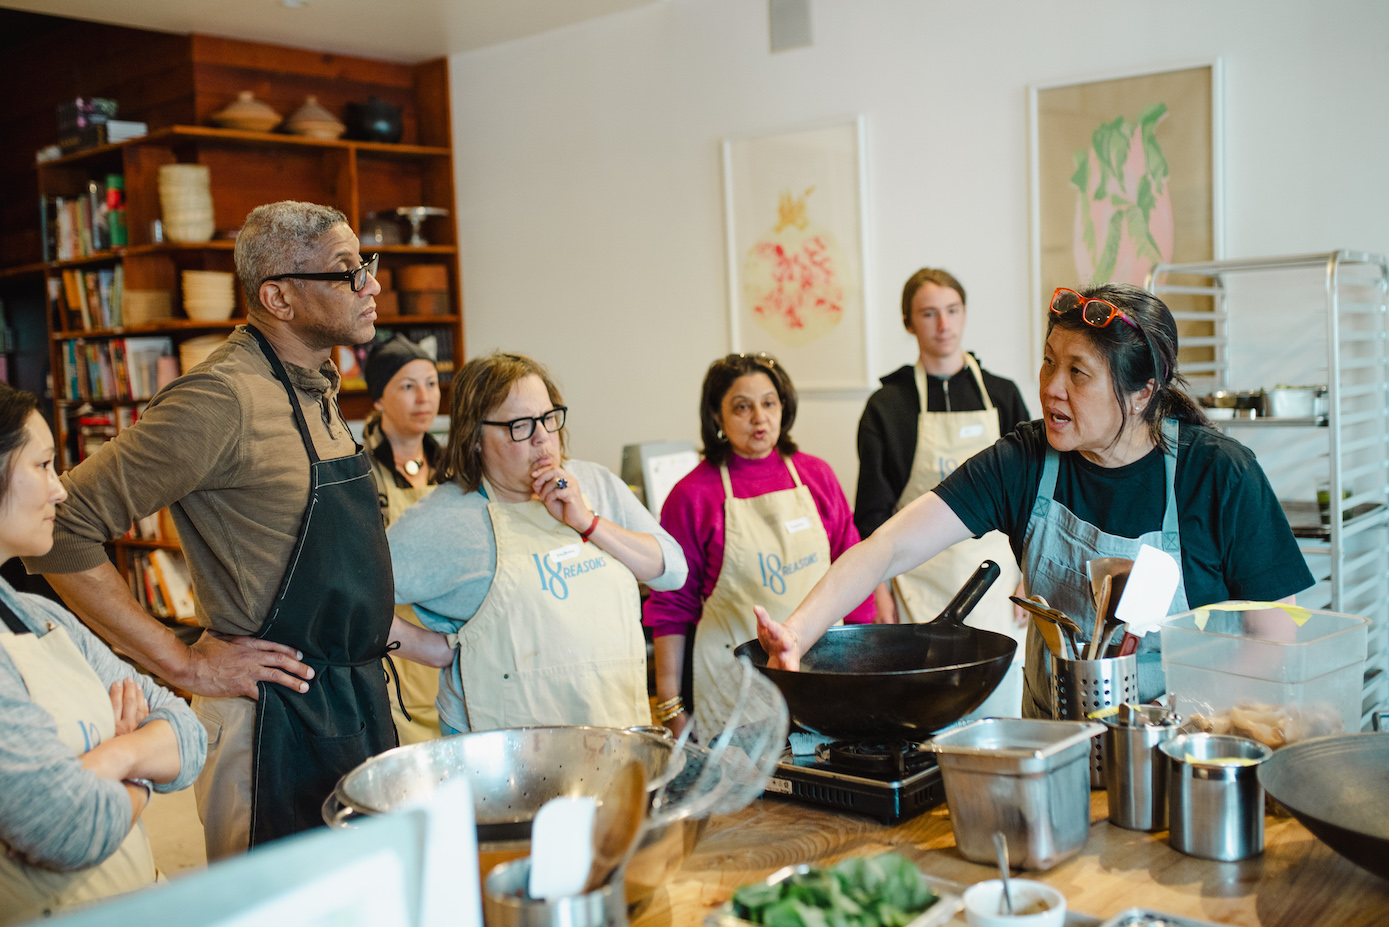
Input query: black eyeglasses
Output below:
<box><xmin>483</xmin><ymin>406</ymin><xmax>567</xmax><ymax>442</ymax></box>
<box><xmin>261</xmin><ymin>254</ymin><xmax>379</xmax><ymax>293</ymax></box>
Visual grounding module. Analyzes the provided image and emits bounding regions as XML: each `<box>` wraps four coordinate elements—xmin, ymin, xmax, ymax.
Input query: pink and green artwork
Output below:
<box><xmin>1034</xmin><ymin>64</ymin><xmax>1216</xmax><ymax>306</ymax></box>
<box><xmin>1070</xmin><ymin>103</ymin><xmax>1174</xmax><ymax>287</ymax></box>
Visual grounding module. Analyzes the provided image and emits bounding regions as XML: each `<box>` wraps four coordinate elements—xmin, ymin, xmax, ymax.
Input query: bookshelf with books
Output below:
<box><xmin>13</xmin><ymin>27</ymin><xmax>465</xmax><ymax>623</ymax></box>
<box><xmin>34</xmin><ymin>39</ymin><xmax>463</xmax><ymax>476</ymax></box>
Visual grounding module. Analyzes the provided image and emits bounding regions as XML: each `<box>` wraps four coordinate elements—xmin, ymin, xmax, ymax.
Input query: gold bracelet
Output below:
<box><xmin>653</xmin><ymin>695</ymin><xmax>682</xmax><ymax>713</ymax></box>
<box><xmin>654</xmin><ymin>697</ymin><xmax>685</xmax><ymax>723</ymax></box>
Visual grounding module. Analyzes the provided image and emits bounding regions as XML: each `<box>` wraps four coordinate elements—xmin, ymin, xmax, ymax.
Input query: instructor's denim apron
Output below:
<box><xmin>1019</xmin><ymin>419</ymin><xmax>1189</xmax><ymax>718</ymax></box>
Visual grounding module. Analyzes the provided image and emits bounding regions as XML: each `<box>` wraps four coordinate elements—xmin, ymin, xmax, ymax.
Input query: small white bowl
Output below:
<box><xmin>963</xmin><ymin>879</ymin><xmax>1066</xmax><ymax>927</ymax></box>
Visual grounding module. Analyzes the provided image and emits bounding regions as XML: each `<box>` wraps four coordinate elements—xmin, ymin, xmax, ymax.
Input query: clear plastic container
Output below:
<box><xmin>1160</xmin><ymin>604</ymin><xmax>1368</xmax><ymax>745</ymax></box>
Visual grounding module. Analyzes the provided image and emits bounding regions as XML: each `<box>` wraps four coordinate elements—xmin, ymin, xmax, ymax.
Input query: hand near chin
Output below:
<box><xmin>532</xmin><ymin>463</ymin><xmax>592</xmax><ymax>533</ymax></box>
<box><xmin>756</xmin><ymin>606</ymin><xmax>800</xmax><ymax>672</ymax></box>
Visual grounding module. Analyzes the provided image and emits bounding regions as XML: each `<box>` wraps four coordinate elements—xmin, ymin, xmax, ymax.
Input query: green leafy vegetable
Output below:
<box><xmin>731</xmin><ymin>853</ymin><xmax>938</xmax><ymax>927</ymax></box>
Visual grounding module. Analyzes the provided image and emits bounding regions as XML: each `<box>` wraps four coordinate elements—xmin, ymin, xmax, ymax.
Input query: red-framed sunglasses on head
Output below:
<box><xmin>1049</xmin><ymin>287</ymin><xmax>1169</xmax><ymax>381</ymax></box>
<box><xmin>1049</xmin><ymin>287</ymin><xmax>1141</xmax><ymax>332</ymax></box>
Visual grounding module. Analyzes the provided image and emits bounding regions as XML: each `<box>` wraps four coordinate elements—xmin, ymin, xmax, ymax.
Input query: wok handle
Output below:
<box><xmin>934</xmin><ymin>560</ymin><xmax>1001</xmax><ymax>627</ymax></box>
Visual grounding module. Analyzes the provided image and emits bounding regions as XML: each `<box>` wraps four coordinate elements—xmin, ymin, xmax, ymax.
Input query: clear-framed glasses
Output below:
<box><xmin>482</xmin><ymin>406</ymin><xmax>567</xmax><ymax>442</ymax></box>
<box><xmin>261</xmin><ymin>253</ymin><xmax>380</xmax><ymax>293</ymax></box>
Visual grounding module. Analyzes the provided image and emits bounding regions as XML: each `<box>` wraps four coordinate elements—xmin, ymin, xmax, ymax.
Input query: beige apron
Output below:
<box><xmin>453</xmin><ymin>477</ymin><xmax>648</xmax><ymax>731</ymax></box>
<box><xmin>693</xmin><ymin>458</ymin><xmax>833</xmax><ymax>740</ymax></box>
<box><xmin>0</xmin><ymin>621</ymin><xmax>157</xmax><ymax>923</ymax></box>
<box><xmin>379</xmin><ymin>475</ymin><xmax>441</xmax><ymax>745</ymax></box>
<box><xmin>891</xmin><ymin>356</ymin><xmax>1021</xmax><ymax>638</ymax></box>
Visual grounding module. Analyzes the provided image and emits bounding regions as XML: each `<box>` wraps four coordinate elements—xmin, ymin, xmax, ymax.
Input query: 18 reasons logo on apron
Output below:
<box><xmin>757</xmin><ymin>551</ymin><xmax>820</xmax><ymax>595</ymax></box>
<box><xmin>532</xmin><ymin>552</ymin><xmax>610</xmax><ymax>600</ymax></box>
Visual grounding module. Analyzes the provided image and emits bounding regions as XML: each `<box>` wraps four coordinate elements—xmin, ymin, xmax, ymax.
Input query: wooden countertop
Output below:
<box><xmin>630</xmin><ymin>792</ymin><xmax>1389</xmax><ymax>926</ymax></box>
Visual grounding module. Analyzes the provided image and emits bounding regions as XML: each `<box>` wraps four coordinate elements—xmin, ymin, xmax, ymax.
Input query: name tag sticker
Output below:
<box><xmin>548</xmin><ymin>543</ymin><xmax>581</xmax><ymax>564</ymax></box>
<box><xmin>783</xmin><ymin>516</ymin><xmax>812</xmax><ymax>534</ymax></box>
<box><xmin>958</xmin><ymin>424</ymin><xmax>985</xmax><ymax>439</ymax></box>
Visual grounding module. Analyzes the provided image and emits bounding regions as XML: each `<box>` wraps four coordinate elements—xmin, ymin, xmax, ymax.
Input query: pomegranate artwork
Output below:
<box><xmin>1071</xmin><ymin>102</ymin><xmax>1174</xmax><ymax>287</ymax></box>
<box><xmin>742</xmin><ymin>187</ymin><xmax>849</xmax><ymax>347</ymax></box>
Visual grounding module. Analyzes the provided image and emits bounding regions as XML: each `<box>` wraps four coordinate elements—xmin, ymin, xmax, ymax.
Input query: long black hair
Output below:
<box><xmin>1047</xmin><ymin>283</ymin><xmax>1208</xmax><ymax>451</ymax></box>
<box><xmin>699</xmin><ymin>353</ymin><xmax>798</xmax><ymax>466</ymax></box>
<box><xmin>0</xmin><ymin>383</ymin><xmax>39</xmax><ymax>506</ymax></box>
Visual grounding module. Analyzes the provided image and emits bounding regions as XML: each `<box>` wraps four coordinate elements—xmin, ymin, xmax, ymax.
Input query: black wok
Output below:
<box><xmin>734</xmin><ymin>561</ymin><xmax>1016</xmax><ymax>740</ymax></box>
<box><xmin>1258</xmin><ymin>730</ymin><xmax>1389</xmax><ymax>881</ymax></box>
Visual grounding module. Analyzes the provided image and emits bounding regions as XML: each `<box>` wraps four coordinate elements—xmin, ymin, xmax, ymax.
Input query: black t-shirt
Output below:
<box><xmin>934</xmin><ymin>420</ymin><xmax>1314</xmax><ymax>608</ymax></box>
<box><xmin>854</xmin><ymin>358</ymin><xmax>1030</xmax><ymax>538</ymax></box>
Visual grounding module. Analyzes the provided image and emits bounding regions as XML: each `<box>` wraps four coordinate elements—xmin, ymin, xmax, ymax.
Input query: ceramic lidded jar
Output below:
<box><xmin>211</xmin><ymin>91</ymin><xmax>282</xmax><ymax>132</ymax></box>
<box><xmin>286</xmin><ymin>96</ymin><xmax>345</xmax><ymax>139</ymax></box>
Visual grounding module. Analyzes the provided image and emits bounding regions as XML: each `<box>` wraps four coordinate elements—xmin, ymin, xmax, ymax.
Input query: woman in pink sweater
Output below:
<box><xmin>643</xmin><ymin>353</ymin><xmax>880</xmax><ymax>740</ymax></box>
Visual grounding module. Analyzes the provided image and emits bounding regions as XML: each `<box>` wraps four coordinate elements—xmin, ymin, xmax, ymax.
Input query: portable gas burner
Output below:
<box><xmin>762</xmin><ymin>737</ymin><xmax>945</xmax><ymax>824</ymax></box>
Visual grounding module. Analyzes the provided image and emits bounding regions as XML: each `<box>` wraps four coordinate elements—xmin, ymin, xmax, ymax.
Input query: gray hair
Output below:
<box><xmin>234</xmin><ymin>201</ymin><xmax>349</xmax><ymax>313</ymax></box>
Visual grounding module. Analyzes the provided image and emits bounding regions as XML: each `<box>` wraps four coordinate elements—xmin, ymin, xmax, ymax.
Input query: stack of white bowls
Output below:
<box><xmin>159</xmin><ymin>164</ymin><xmax>215</xmax><ymax>243</ymax></box>
<box><xmin>178</xmin><ymin>334</ymin><xmax>228</xmax><ymax>373</ymax></box>
<box><xmin>181</xmin><ymin>270</ymin><xmax>236</xmax><ymax>321</ymax></box>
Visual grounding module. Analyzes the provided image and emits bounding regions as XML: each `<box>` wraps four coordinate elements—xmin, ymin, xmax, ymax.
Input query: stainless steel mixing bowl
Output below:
<box><xmin>321</xmin><ymin>726</ymin><xmax>708</xmax><ymax>908</ymax></box>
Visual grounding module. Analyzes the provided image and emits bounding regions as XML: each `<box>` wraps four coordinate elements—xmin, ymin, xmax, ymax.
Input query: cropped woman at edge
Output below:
<box><xmin>0</xmin><ymin>383</ymin><xmax>205</xmax><ymax>923</ymax></box>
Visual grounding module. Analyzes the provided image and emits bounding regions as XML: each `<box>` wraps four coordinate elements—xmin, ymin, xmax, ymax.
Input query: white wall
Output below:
<box><xmin>448</xmin><ymin>0</ymin><xmax>1389</xmax><ymax>500</ymax></box>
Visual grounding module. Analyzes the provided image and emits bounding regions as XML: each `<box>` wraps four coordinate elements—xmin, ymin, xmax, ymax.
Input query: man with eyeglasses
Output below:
<box><xmin>26</xmin><ymin>201</ymin><xmax>453</xmax><ymax>858</ymax></box>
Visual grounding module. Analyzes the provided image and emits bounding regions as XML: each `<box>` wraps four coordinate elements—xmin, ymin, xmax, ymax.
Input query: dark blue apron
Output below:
<box><xmin>245</xmin><ymin>325</ymin><xmax>398</xmax><ymax>847</ymax></box>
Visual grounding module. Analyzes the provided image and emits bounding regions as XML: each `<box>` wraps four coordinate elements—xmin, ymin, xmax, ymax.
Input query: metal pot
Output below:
<box><xmin>321</xmin><ymin>726</ymin><xmax>707</xmax><ymax>908</ymax></box>
<box><xmin>733</xmin><ymin>561</ymin><xmax>1014</xmax><ymax>740</ymax></box>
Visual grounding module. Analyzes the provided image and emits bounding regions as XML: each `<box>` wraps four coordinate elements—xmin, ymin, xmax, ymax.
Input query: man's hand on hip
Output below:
<box><xmin>184</xmin><ymin>631</ymin><xmax>315</xmax><ymax>699</ymax></box>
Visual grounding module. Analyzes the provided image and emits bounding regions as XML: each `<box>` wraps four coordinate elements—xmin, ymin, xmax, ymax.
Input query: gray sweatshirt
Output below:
<box><xmin>0</xmin><ymin>581</ymin><xmax>206</xmax><ymax>871</ymax></box>
<box><xmin>387</xmin><ymin>459</ymin><xmax>687</xmax><ymax>732</ymax></box>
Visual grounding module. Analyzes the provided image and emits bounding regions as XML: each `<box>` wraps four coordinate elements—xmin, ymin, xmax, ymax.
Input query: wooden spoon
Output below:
<box><xmin>1031</xmin><ymin>614</ymin><xmax>1065</xmax><ymax>658</ymax></box>
<box><xmin>583</xmin><ymin>760</ymin><xmax>646</xmax><ymax>893</ymax></box>
<box><xmin>1087</xmin><ymin>574</ymin><xmax>1112</xmax><ymax>660</ymax></box>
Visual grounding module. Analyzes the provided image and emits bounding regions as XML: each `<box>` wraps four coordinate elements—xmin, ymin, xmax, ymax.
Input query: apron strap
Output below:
<box><xmin>782</xmin><ymin>456</ymin><xmax>805</xmax><ymax>488</ymax></box>
<box><xmin>1160</xmin><ymin>418</ymin><xmax>1181</xmax><ymax>551</ymax></box>
<box><xmin>245</xmin><ymin>324</ymin><xmax>322</xmax><ymax>465</ymax></box>
<box><xmin>962</xmin><ymin>354</ymin><xmax>995</xmax><ymax>411</ymax></box>
<box><xmin>0</xmin><ymin>599</ymin><xmax>30</xmax><ymax>635</ymax></box>
<box><xmin>1037</xmin><ymin>445</ymin><xmax>1061</xmax><ymax>503</ymax></box>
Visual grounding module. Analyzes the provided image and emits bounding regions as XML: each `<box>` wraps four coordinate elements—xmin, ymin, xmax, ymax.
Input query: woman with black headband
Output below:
<box><xmin>756</xmin><ymin>283</ymin><xmax>1312</xmax><ymax>717</ymax></box>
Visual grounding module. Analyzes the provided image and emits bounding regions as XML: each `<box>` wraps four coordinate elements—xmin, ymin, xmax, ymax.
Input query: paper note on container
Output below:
<box><xmin>1191</xmin><ymin>600</ymin><xmax>1312</xmax><ymax>631</ymax></box>
<box><xmin>1114</xmin><ymin>544</ymin><xmax>1180</xmax><ymax>636</ymax></box>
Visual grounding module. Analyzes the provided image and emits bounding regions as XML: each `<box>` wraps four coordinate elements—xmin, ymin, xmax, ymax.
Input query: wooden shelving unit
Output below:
<box><xmin>36</xmin><ymin>45</ymin><xmax>463</xmax><ymax>463</ymax></box>
<box><xmin>9</xmin><ymin>26</ymin><xmax>464</xmax><ymax>619</ymax></box>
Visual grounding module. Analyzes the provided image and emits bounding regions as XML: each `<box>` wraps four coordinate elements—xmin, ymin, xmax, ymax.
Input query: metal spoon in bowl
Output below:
<box><xmin>993</xmin><ymin>831</ymin><xmax>1014</xmax><ymax>915</ymax></box>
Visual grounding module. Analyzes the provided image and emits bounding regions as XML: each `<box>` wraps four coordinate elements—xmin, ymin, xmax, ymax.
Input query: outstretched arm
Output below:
<box><xmin>760</xmin><ymin>492</ymin><xmax>972</xmax><ymax>668</ymax></box>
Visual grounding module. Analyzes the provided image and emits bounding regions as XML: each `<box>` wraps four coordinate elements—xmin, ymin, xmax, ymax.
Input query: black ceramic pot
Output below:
<box><xmin>345</xmin><ymin>96</ymin><xmax>404</xmax><ymax>143</ymax></box>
